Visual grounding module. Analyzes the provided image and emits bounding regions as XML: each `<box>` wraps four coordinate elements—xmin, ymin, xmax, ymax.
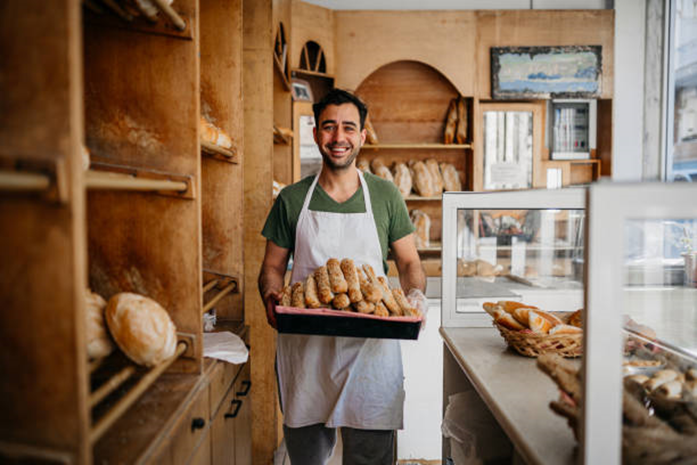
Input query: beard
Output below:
<box><xmin>319</xmin><ymin>143</ymin><xmax>361</xmax><ymax>172</ymax></box>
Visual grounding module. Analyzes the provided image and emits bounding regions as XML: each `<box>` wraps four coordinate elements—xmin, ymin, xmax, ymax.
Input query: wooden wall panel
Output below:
<box><xmin>84</xmin><ymin>0</ymin><xmax>202</xmax><ymax>373</ymax></box>
<box><xmin>334</xmin><ymin>11</ymin><xmax>476</xmax><ymax>95</ymax></box>
<box><xmin>83</xmin><ymin>0</ymin><xmax>199</xmax><ymax>176</ymax></box>
<box><xmin>243</xmin><ymin>0</ymin><xmax>279</xmax><ymax>462</ymax></box>
<box><xmin>200</xmin><ymin>0</ymin><xmax>245</xmax><ymax>320</ymax></box>
<box><xmin>0</xmin><ymin>0</ymin><xmax>89</xmax><ymax>461</ymax></box>
<box><xmin>290</xmin><ymin>0</ymin><xmax>335</xmax><ymax>74</ymax></box>
<box><xmin>475</xmin><ymin>10</ymin><xmax>614</xmax><ymax>99</ymax></box>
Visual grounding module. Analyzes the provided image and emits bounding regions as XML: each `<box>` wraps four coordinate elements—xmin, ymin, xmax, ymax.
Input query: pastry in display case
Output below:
<box><xmin>580</xmin><ymin>183</ymin><xmax>697</xmax><ymax>465</ymax></box>
<box><xmin>441</xmin><ymin>188</ymin><xmax>586</xmax><ymax>328</ymax></box>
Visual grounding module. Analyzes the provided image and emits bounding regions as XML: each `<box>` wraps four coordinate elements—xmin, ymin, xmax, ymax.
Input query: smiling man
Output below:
<box><xmin>258</xmin><ymin>88</ymin><xmax>426</xmax><ymax>465</ymax></box>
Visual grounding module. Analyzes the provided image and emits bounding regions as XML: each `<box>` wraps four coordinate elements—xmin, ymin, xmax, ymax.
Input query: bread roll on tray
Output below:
<box><xmin>314</xmin><ymin>266</ymin><xmax>334</xmax><ymax>304</ymax></box>
<box><xmin>290</xmin><ymin>282</ymin><xmax>305</xmax><ymax>308</ymax></box>
<box><xmin>304</xmin><ymin>274</ymin><xmax>322</xmax><ymax>308</ymax></box>
<box><xmin>340</xmin><ymin>259</ymin><xmax>363</xmax><ymax>303</ymax></box>
<box><xmin>357</xmin><ymin>268</ymin><xmax>382</xmax><ymax>303</ymax></box>
<box><xmin>105</xmin><ymin>292</ymin><xmax>177</xmax><ymax>367</ymax></box>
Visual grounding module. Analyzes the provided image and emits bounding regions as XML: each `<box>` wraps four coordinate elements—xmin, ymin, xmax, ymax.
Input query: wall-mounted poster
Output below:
<box><xmin>491</xmin><ymin>46</ymin><xmax>602</xmax><ymax>100</ymax></box>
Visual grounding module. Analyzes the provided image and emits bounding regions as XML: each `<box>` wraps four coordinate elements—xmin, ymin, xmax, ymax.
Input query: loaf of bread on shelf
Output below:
<box><xmin>370</xmin><ymin>158</ymin><xmax>394</xmax><ymax>183</ymax></box>
<box><xmin>440</xmin><ymin>162</ymin><xmax>462</xmax><ymax>192</ymax></box>
<box><xmin>392</xmin><ymin>162</ymin><xmax>413</xmax><ymax>198</ymax></box>
<box><xmin>82</xmin><ymin>145</ymin><xmax>91</xmax><ymax>171</ymax></box>
<box><xmin>443</xmin><ymin>98</ymin><xmax>458</xmax><ymax>144</ymax></box>
<box><xmin>85</xmin><ymin>289</ymin><xmax>114</xmax><ymax>360</ymax></box>
<box><xmin>200</xmin><ymin>116</ymin><xmax>233</xmax><ymax>149</ymax></box>
<box><xmin>364</xmin><ymin>115</ymin><xmax>379</xmax><ymax>145</ymax></box>
<box><xmin>425</xmin><ymin>159</ymin><xmax>444</xmax><ymax>194</ymax></box>
<box><xmin>357</xmin><ymin>159</ymin><xmax>372</xmax><ymax>174</ymax></box>
<box><xmin>411</xmin><ymin>161</ymin><xmax>437</xmax><ymax>197</ymax></box>
<box><xmin>410</xmin><ymin>209</ymin><xmax>430</xmax><ymax>249</ymax></box>
<box><xmin>105</xmin><ymin>292</ymin><xmax>177</xmax><ymax>367</ymax></box>
<box><xmin>456</xmin><ymin>96</ymin><xmax>468</xmax><ymax>144</ymax></box>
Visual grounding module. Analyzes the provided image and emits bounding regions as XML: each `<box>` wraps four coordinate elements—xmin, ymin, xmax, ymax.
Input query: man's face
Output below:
<box><xmin>314</xmin><ymin>103</ymin><xmax>366</xmax><ymax>171</ymax></box>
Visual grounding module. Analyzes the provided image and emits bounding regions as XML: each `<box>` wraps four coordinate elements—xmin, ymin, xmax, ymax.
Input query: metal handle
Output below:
<box><xmin>225</xmin><ymin>399</ymin><xmax>242</xmax><ymax>419</ymax></box>
<box><xmin>191</xmin><ymin>417</ymin><xmax>205</xmax><ymax>431</ymax></box>
<box><xmin>236</xmin><ymin>380</ymin><xmax>251</xmax><ymax>396</ymax></box>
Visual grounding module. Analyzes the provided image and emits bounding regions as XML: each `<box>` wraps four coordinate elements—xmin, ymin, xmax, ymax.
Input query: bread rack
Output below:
<box><xmin>88</xmin><ymin>333</ymin><xmax>194</xmax><ymax>443</ymax></box>
<box><xmin>201</xmin><ymin>140</ymin><xmax>238</xmax><ymax>164</ymax></box>
<box><xmin>82</xmin><ymin>0</ymin><xmax>186</xmax><ymax>32</ymax></box>
<box><xmin>202</xmin><ymin>270</ymin><xmax>239</xmax><ymax>315</ymax></box>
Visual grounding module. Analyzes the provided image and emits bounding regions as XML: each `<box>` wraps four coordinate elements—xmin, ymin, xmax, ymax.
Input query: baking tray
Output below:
<box><xmin>275</xmin><ymin>305</ymin><xmax>422</xmax><ymax>340</ymax></box>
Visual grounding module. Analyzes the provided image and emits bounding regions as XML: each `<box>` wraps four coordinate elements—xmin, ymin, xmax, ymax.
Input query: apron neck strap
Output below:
<box><xmin>300</xmin><ymin>167</ymin><xmax>372</xmax><ymax>214</ymax></box>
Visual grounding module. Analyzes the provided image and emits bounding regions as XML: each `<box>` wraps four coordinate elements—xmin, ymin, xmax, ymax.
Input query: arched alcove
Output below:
<box><xmin>299</xmin><ymin>40</ymin><xmax>326</xmax><ymax>74</ymax></box>
<box><xmin>355</xmin><ymin>60</ymin><xmax>461</xmax><ymax>144</ymax></box>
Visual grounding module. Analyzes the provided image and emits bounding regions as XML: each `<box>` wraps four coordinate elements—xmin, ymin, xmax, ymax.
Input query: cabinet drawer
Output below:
<box><xmin>170</xmin><ymin>386</ymin><xmax>210</xmax><ymax>465</ymax></box>
<box><xmin>211</xmin><ymin>376</ymin><xmax>239</xmax><ymax>465</ymax></box>
<box><xmin>209</xmin><ymin>360</ymin><xmax>242</xmax><ymax>417</ymax></box>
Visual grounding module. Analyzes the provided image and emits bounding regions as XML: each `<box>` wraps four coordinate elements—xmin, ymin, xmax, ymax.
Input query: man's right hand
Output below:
<box><xmin>263</xmin><ymin>290</ymin><xmax>282</xmax><ymax>329</ymax></box>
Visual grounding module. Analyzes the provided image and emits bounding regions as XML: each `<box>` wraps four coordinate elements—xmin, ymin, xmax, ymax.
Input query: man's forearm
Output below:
<box><xmin>258</xmin><ymin>265</ymin><xmax>286</xmax><ymax>303</ymax></box>
<box><xmin>398</xmin><ymin>260</ymin><xmax>426</xmax><ymax>294</ymax></box>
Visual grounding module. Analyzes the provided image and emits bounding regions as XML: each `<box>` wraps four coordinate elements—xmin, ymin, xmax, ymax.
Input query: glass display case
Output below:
<box><xmin>584</xmin><ymin>183</ymin><xmax>697</xmax><ymax>465</ymax></box>
<box><xmin>441</xmin><ymin>188</ymin><xmax>586</xmax><ymax>327</ymax></box>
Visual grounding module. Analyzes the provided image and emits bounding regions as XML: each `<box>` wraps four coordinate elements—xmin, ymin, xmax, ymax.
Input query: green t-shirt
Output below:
<box><xmin>261</xmin><ymin>172</ymin><xmax>415</xmax><ymax>274</ymax></box>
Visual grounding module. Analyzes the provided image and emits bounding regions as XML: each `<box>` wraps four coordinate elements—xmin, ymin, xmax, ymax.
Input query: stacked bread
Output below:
<box><xmin>483</xmin><ymin>301</ymin><xmax>582</xmax><ymax>336</ymax></box>
<box><xmin>626</xmin><ymin>367</ymin><xmax>697</xmax><ymax>399</ymax></box>
<box><xmin>279</xmin><ymin>258</ymin><xmax>419</xmax><ymax>317</ymax></box>
<box><xmin>200</xmin><ymin>116</ymin><xmax>233</xmax><ymax>149</ymax></box>
<box><xmin>358</xmin><ymin>157</ymin><xmax>462</xmax><ymax>197</ymax></box>
<box><xmin>85</xmin><ymin>290</ymin><xmax>178</xmax><ymax>367</ymax></box>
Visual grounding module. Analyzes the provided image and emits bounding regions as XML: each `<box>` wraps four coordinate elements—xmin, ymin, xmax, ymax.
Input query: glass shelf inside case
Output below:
<box><xmin>442</xmin><ymin>189</ymin><xmax>586</xmax><ymax>327</ymax></box>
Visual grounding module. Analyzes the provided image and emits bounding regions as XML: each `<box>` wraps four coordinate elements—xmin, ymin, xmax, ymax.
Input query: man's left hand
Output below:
<box><xmin>407</xmin><ymin>288</ymin><xmax>428</xmax><ymax>331</ymax></box>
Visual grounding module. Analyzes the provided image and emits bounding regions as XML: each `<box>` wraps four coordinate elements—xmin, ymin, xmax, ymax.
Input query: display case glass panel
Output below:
<box><xmin>585</xmin><ymin>183</ymin><xmax>697</xmax><ymax>465</ymax></box>
<box><xmin>442</xmin><ymin>189</ymin><xmax>585</xmax><ymax>327</ymax></box>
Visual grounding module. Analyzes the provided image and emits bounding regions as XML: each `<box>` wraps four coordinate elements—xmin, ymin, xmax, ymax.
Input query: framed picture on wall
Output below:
<box><xmin>491</xmin><ymin>45</ymin><xmax>602</xmax><ymax>100</ymax></box>
<box><xmin>291</xmin><ymin>78</ymin><xmax>314</xmax><ymax>102</ymax></box>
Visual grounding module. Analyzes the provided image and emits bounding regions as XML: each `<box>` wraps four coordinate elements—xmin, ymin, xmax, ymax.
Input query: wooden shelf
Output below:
<box><xmin>292</xmin><ymin>68</ymin><xmax>334</xmax><ymax>79</ymax></box>
<box><xmin>404</xmin><ymin>194</ymin><xmax>443</xmax><ymax>201</ymax></box>
<box><xmin>83</xmin><ymin>0</ymin><xmax>191</xmax><ymax>40</ymax></box>
<box><xmin>201</xmin><ymin>140</ymin><xmax>238</xmax><ymax>164</ymax></box>
<box><xmin>567</xmin><ymin>158</ymin><xmax>600</xmax><ymax>165</ymax></box>
<box><xmin>0</xmin><ymin>170</ymin><xmax>51</xmax><ymax>192</ymax></box>
<box><xmin>86</xmin><ymin>164</ymin><xmax>193</xmax><ymax>198</ymax></box>
<box><xmin>273</xmin><ymin>53</ymin><xmax>291</xmax><ymax>91</ymax></box>
<box><xmin>417</xmin><ymin>241</ymin><xmax>442</xmax><ymax>253</ymax></box>
<box><xmin>363</xmin><ymin>143</ymin><xmax>471</xmax><ymax>150</ymax></box>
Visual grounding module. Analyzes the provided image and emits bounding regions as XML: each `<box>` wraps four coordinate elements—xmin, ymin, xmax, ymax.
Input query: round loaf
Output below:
<box><xmin>105</xmin><ymin>293</ymin><xmax>177</xmax><ymax>367</ymax></box>
<box><xmin>85</xmin><ymin>289</ymin><xmax>114</xmax><ymax>360</ymax></box>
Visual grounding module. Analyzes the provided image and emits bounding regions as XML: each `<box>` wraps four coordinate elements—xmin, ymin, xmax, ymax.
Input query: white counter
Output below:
<box><xmin>440</xmin><ymin>327</ymin><xmax>578</xmax><ymax>465</ymax></box>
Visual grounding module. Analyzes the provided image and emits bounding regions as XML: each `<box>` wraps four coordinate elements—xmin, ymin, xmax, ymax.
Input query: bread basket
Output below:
<box><xmin>494</xmin><ymin>312</ymin><xmax>582</xmax><ymax>358</ymax></box>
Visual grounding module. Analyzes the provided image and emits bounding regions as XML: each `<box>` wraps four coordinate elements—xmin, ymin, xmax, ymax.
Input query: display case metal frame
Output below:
<box><xmin>441</xmin><ymin>188</ymin><xmax>586</xmax><ymax>328</ymax></box>
<box><xmin>584</xmin><ymin>182</ymin><xmax>697</xmax><ymax>465</ymax></box>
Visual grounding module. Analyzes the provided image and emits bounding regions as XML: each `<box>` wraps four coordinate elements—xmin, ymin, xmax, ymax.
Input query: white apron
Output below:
<box><xmin>277</xmin><ymin>169</ymin><xmax>405</xmax><ymax>430</ymax></box>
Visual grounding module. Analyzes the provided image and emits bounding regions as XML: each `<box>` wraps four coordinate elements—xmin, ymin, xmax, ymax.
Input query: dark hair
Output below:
<box><xmin>313</xmin><ymin>88</ymin><xmax>368</xmax><ymax>129</ymax></box>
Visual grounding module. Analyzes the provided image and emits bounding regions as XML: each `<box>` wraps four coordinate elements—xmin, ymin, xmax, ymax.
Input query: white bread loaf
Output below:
<box><xmin>392</xmin><ymin>162</ymin><xmax>413</xmax><ymax>198</ymax></box>
<box><xmin>105</xmin><ymin>293</ymin><xmax>177</xmax><ymax>367</ymax></box>
<box><xmin>425</xmin><ymin>159</ymin><xmax>444</xmax><ymax>194</ymax></box>
<box><xmin>370</xmin><ymin>158</ymin><xmax>394</xmax><ymax>183</ymax></box>
<box><xmin>440</xmin><ymin>162</ymin><xmax>462</xmax><ymax>192</ymax></box>
<box><xmin>411</xmin><ymin>161</ymin><xmax>437</xmax><ymax>197</ymax></box>
<box><xmin>410</xmin><ymin>209</ymin><xmax>431</xmax><ymax>249</ymax></box>
<box><xmin>85</xmin><ymin>289</ymin><xmax>114</xmax><ymax>360</ymax></box>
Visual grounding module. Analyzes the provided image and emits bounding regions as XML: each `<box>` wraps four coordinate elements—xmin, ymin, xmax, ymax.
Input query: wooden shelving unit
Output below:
<box><xmin>363</xmin><ymin>143</ymin><xmax>472</xmax><ymax>150</ymax></box>
<box><xmin>1</xmin><ymin>0</ymin><xmax>249</xmax><ymax>463</ymax></box>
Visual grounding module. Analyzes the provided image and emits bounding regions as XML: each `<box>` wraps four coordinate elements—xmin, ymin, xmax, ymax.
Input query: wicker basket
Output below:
<box><xmin>494</xmin><ymin>320</ymin><xmax>583</xmax><ymax>358</ymax></box>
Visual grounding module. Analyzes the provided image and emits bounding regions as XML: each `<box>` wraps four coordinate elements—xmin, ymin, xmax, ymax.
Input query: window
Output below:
<box><xmin>666</xmin><ymin>0</ymin><xmax>697</xmax><ymax>181</ymax></box>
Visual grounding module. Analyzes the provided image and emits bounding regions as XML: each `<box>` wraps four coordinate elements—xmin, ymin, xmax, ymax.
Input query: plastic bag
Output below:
<box><xmin>441</xmin><ymin>390</ymin><xmax>512</xmax><ymax>465</ymax></box>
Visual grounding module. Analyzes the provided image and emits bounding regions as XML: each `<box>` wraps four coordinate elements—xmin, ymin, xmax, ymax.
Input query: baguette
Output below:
<box><xmin>304</xmin><ymin>274</ymin><xmax>321</xmax><ymax>308</ymax></box>
<box><xmin>512</xmin><ymin>307</ymin><xmax>534</xmax><ymax>327</ymax></box>
<box><xmin>340</xmin><ymin>259</ymin><xmax>363</xmax><ymax>303</ymax></box>
<box><xmin>354</xmin><ymin>300</ymin><xmax>375</xmax><ymax>315</ymax></box>
<box><xmin>374</xmin><ymin>301</ymin><xmax>389</xmax><ymax>317</ymax></box>
<box><xmin>377</xmin><ymin>276</ymin><xmax>402</xmax><ymax>316</ymax></box>
<box><xmin>568</xmin><ymin>309</ymin><xmax>583</xmax><ymax>328</ymax></box>
<box><xmin>290</xmin><ymin>282</ymin><xmax>305</xmax><ymax>308</ymax></box>
<box><xmin>332</xmin><ymin>293</ymin><xmax>351</xmax><ymax>310</ymax></box>
<box><xmin>528</xmin><ymin>310</ymin><xmax>553</xmax><ymax>334</ymax></box>
<box><xmin>548</xmin><ymin>324</ymin><xmax>582</xmax><ymax>335</ymax></box>
<box><xmin>327</xmin><ymin>258</ymin><xmax>348</xmax><ymax>294</ymax></box>
<box><xmin>280</xmin><ymin>285</ymin><xmax>291</xmax><ymax>307</ymax></box>
<box><xmin>655</xmin><ymin>380</ymin><xmax>682</xmax><ymax>399</ymax></box>
<box><xmin>314</xmin><ymin>266</ymin><xmax>334</xmax><ymax>304</ymax></box>
<box><xmin>482</xmin><ymin>302</ymin><xmax>498</xmax><ymax>317</ymax></box>
<box><xmin>357</xmin><ymin>268</ymin><xmax>382</xmax><ymax>303</ymax></box>
<box><xmin>497</xmin><ymin>300</ymin><xmax>537</xmax><ymax>314</ymax></box>
<box><xmin>456</xmin><ymin>96</ymin><xmax>468</xmax><ymax>144</ymax></box>
<box><xmin>536</xmin><ymin>310</ymin><xmax>563</xmax><ymax>327</ymax></box>
<box><xmin>494</xmin><ymin>308</ymin><xmax>525</xmax><ymax>331</ymax></box>
<box><xmin>644</xmin><ymin>370</ymin><xmax>680</xmax><ymax>392</ymax></box>
<box><xmin>443</xmin><ymin>98</ymin><xmax>457</xmax><ymax>144</ymax></box>
<box><xmin>392</xmin><ymin>288</ymin><xmax>418</xmax><ymax>317</ymax></box>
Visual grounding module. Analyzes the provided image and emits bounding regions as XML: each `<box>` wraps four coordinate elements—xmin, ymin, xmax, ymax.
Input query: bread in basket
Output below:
<box><xmin>484</xmin><ymin>301</ymin><xmax>583</xmax><ymax>358</ymax></box>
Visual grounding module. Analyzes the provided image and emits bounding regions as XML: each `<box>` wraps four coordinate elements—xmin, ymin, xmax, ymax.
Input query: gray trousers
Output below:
<box><xmin>283</xmin><ymin>423</ymin><xmax>394</xmax><ymax>465</ymax></box>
